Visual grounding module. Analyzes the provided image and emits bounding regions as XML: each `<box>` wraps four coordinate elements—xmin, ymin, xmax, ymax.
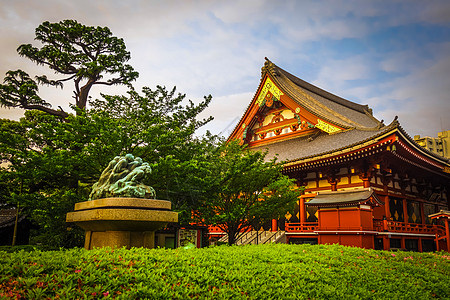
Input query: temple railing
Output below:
<box><xmin>286</xmin><ymin>221</ymin><xmax>445</xmax><ymax>236</ymax></box>
<box><xmin>208</xmin><ymin>225</ymin><xmax>225</xmax><ymax>235</ymax></box>
<box><xmin>373</xmin><ymin>220</ymin><xmax>445</xmax><ymax>236</ymax></box>
<box><xmin>285</xmin><ymin>222</ymin><xmax>318</xmax><ymax>232</ymax></box>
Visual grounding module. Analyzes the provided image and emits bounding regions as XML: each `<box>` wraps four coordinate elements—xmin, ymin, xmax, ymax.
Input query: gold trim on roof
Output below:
<box><xmin>315</xmin><ymin>119</ymin><xmax>341</xmax><ymax>134</ymax></box>
<box><xmin>256</xmin><ymin>77</ymin><xmax>284</xmax><ymax>107</ymax></box>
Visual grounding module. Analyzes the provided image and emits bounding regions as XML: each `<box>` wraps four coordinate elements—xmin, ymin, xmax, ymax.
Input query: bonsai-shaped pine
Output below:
<box><xmin>0</xmin><ymin>20</ymin><xmax>139</xmax><ymax>118</ymax></box>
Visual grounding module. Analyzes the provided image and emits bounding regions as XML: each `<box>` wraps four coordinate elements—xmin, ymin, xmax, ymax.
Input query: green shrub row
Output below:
<box><xmin>0</xmin><ymin>245</ymin><xmax>61</xmax><ymax>253</ymax></box>
<box><xmin>1</xmin><ymin>244</ymin><xmax>449</xmax><ymax>299</ymax></box>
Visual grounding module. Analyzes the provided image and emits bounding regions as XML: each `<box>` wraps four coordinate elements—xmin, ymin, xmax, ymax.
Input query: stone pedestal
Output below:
<box><xmin>66</xmin><ymin>198</ymin><xmax>178</xmax><ymax>249</ymax></box>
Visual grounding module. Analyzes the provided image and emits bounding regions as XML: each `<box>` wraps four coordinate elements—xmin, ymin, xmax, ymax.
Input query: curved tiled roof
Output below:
<box><xmin>262</xmin><ymin>59</ymin><xmax>382</xmax><ymax>130</ymax></box>
<box><xmin>251</xmin><ymin>121</ymin><xmax>397</xmax><ymax>163</ymax></box>
<box><xmin>230</xmin><ymin>59</ymin><xmax>450</xmax><ymax>169</ymax></box>
<box><xmin>0</xmin><ymin>208</ymin><xmax>26</xmax><ymax>229</ymax></box>
<box><xmin>251</xmin><ymin>119</ymin><xmax>450</xmax><ymax>166</ymax></box>
<box><xmin>306</xmin><ymin>187</ymin><xmax>383</xmax><ymax>207</ymax></box>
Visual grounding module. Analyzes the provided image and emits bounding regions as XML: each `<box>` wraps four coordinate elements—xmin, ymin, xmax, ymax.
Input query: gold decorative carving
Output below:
<box><xmin>256</xmin><ymin>77</ymin><xmax>283</xmax><ymax>107</ymax></box>
<box><xmin>270</xmin><ymin>112</ymin><xmax>284</xmax><ymax>124</ymax></box>
<box><xmin>258</xmin><ymin>132</ymin><xmax>267</xmax><ymax>139</ymax></box>
<box><xmin>266</xmin><ymin>93</ymin><xmax>274</xmax><ymax>107</ymax></box>
<box><xmin>285</xmin><ymin>211</ymin><xmax>292</xmax><ymax>220</ymax></box>
<box><xmin>315</xmin><ymin>119</ymin><xmax>341</xmax><ymax>134</ymax></box>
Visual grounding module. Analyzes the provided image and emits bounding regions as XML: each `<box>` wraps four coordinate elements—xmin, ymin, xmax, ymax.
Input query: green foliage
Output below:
<box><xmin>0</xmin><ymin>70</ymin><xmax>48</xmax><ymax>109</ymax></box>
<box><xmin>0</xmin><ymin>85</ymin><xmax>217</xmax><ymax>245</ymax></box>
<box><xmin>84</xmin><ymin>86</ymin><xmax>219</xmax><ymax>224</ymax></box>
<box><xmin>0</xmin><ymin>244</ymin><xmax>448</xmax><ymax>299</ymax></box>
<box><xmin>0</xmin><ymin>19</ymin><xmax>220</xmax><ymax>246</ymax></box>
<box><xmin>196</xmin><ymin>140</ymin><xmax>303</xmax><ymax>245</ymax></box>
<box><xmin>87</xmin><ymin>86</ymin><xmax>214</xmax><ymax>166</ymax></box>
<box><xmin>0</xmin><ymin>20</ymin><xmax>139</xmax><ymax>117</ymax></box>
<box><xmin>0</xmin><ymin>113</ymin><xmax>92</xmax><ymax>247</ymax></box>
<box><xmin>0</xmin><ymin>245</ymin><xmax>60</xmax><ymax>253</ymax></box>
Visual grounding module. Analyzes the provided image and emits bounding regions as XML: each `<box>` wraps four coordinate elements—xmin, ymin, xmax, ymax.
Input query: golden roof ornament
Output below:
<box><xmin>261</xmin><ymin>57</ymin><xmax>279</xmax><ymax>77</ymax></box>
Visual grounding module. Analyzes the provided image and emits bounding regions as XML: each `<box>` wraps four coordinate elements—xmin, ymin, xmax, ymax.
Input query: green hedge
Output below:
<box><xmin>1</xmin><ymin>244</ymin><xmax>449</xmax><ymax>299</ymax></box>
<box><xmin>0</xmin><ymin>245</ymin><xmax>61</xmax><ymax>253</ymax></box>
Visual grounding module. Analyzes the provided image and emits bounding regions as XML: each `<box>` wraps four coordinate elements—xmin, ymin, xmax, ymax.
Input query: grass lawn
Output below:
<box><xmin>1</xmin><ymin>243</ymin><xmax>449</xmax><ymax>299</ymax></box>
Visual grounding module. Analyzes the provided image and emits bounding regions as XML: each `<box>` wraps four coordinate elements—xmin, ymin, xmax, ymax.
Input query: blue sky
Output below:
<box><xmin>0</xmin><ymin>0</ymin><xmax>449</xmax><ymax>138</ymax></box>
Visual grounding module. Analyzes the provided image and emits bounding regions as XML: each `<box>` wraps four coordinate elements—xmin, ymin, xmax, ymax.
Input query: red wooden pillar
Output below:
<box><xmin>197</xmin><ymin>230</ymin><xmax>202</xmax><ymax>248</ymax></box>
<box><xmin>418</xmin><ymin>238</ymin><xmax>423</xmax><ymax>252</ymax></box>
<box><xmin>271</xmin><ymin>219</ymin><xmax>277</xmax><ymax>232</ymax></box>
<box><xmin>362</xmin><ymin>177</ymin><xmax>371</xmax><ymax>188</ymax></box>
<box><xmin>401</xmin><ymin>236</ymin><xmax>406</xmax><ymax>249</ymax></box>
<box><xmin>382</xmin><ymin>217</ymin><xmax>390</xmax><ymax>250</ymax></box>
<box><xmin>331</xmin><ymin>183</ymin><xmax>337</xmax><ymax>191</ymax></box>
<box><xmin>383</xmin><ymin>195</ymin><xmax>391</xmax><ymax>250</ymax></box>
<box><xmin>383</xmin><ymin>235</ymin><xmax>390</xmax><ymax>251</ymax></box>
<box><xmin>436</xmin><ymin>233</ymin><xmax>440</xmax><ymax>252</ymax></box>
<box><xmin>328</xmin><ymin>178</ymin><xmax>338</xmax><ymax>191</ymax></box>
<box><xmin>359</xmin><ymin>170</ymin><xmax>372</xmax><ymax>188</ymax></box>
<box><xmin>420</xmin><ymin>202</ymin><xmax>425</xmax><ymax>224</ymax></box>
<box><xmin>402</xmin><ymin>199</ymin><xmax>408</xmax><ymax>223</ymax></box>
<box><xmin>445</xmin><ymin>218</ymin><xmax>450</xmax><ymax>252</ymax></box>
<box><xmin>384</xmin><ymin>195</ymin><xmax>390</xmax><ymax>220</ymax></box>
<box><xmin>299</xmin><ymin>197</ymin><xmax>306</xmax><ymax>224</ymax></box>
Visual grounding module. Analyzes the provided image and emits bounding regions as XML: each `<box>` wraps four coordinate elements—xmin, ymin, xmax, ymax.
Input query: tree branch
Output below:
<box><xmin>22</xmin><ymin>103</ymin><xmax>68</xmax><ymax>119</ymax></box>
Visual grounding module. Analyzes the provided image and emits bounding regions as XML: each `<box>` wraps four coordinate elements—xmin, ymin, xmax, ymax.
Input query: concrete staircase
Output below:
<box><xmin>218</xmin><ymin>230</ymin><xmax>285</xmax><ymax>245</ymax></box>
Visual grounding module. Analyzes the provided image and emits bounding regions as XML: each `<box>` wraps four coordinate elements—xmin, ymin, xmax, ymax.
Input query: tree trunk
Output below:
<box><xmin>227</xmin><ymin>231</ymin><xmax>236</xmax><ymax>246</ymax></box>
<box><xmin>22</xmin><ymin>104</ymin><xmax>68</xmax><ymax>119</ymax></box>
<box><xmin>227</xmin><ymin>224</ymin><xmax>238</xmax><ymax>245</ymax></box>
<box><xmin>77</xmin><ymin>79</ymin><xmax>96</xmax><ymax>112</ymax></box>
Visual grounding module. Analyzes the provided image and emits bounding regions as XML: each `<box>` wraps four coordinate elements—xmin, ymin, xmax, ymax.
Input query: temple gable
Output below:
<box><xmin>230</xmin><ymin>74</ymin><xmax>343</xmax><ymax>146</ymax></box>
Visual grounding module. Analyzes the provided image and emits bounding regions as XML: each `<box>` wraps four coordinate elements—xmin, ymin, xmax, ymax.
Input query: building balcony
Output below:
<box><xmin>373</xmin><ymin>220</ymin><xmax>445</xmax><ymax>236</ymax></box>
<box><xmin>286</xmin><ymin>221</ymin><xmax>445</xmax><ymax>237</ymax></box>
<box><xmin>285</xmin><ymin>222</ymin><xmax>318</xmax><ymax>232</ymax></box>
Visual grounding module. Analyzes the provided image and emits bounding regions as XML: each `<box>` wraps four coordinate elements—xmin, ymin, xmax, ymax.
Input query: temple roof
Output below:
<box><xmin>258</xmin><ymin>58</ymin><xmax>382</xmax><ymax>130</ymax></box>
<box><xmin>306</xmin><ymin>187</ymin><xmax>383</xmax><ymax>207</ymax></box>
<box><xmin>227</xmin><ymin>59</ymin><xmax>450</xmax><ymax>176</ymax></box>
<box><xmin>251</xmin><ymin>120</ymin><xmax>397</xmax><ymax>163</ymax></box>
<box><xmin>428</xmin><ymin>210</ymin><xmax>450</xmax><ymax>219</ymax></box>
<box><xmin>0</xmin><ymin>208</ymin><xmax>25</xmax><ymax>229</ymax></box>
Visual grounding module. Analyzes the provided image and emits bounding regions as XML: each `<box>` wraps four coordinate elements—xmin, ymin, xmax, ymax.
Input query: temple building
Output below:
<box><xmin>223</xmin><ymin>58</ymin><xmax>450</xmax><ymax>252</ymax></box>
<box><xmin>0</xmin><ymin>207</ymin><xmax>32</xmax><ymax>246</ymax></box>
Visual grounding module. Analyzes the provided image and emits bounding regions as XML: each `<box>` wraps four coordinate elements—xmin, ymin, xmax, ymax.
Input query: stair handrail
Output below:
<box><xmin>236</xmin><ymin>231</ymin><xmax>258</xmax><ymax>245</ymax></box>
<box><xmin>261</xmin><ymin>231</ymin><xmax>277</xmax><ymax>244</ymax></box>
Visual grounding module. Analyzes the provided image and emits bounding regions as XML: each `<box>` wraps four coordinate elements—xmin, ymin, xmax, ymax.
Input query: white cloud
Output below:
<box><xmin>367</xmin><ymin>43</ymin><xmax>450</xmax><ymax>136</ymax></box>
<box><xmin>312</xmin><ymin>55</ymin><xmax>374</xmax><ymax>92</ymax></box>
<box><xmin>0</xmin><ymin>0</ymin><xmax>449</xmax><ymax>140</ymax></box>
<box><xmin>197</xmin><ymin>92</ymin><xmax>254</xmax><ymax>136</ymax></box>
<box><xmin>418</xmin><ymin>1</ymin><xmax>450</xmax><ymax>24</ymax></box>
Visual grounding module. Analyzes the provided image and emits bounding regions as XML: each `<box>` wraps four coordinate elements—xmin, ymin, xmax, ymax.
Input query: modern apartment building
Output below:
<box><xmin>414</xmin><ymin>130</ymin><xmax>450</xmax><ymax>159</ymax></box>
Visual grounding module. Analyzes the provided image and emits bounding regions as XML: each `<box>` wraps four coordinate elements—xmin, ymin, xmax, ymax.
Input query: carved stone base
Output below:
<box><xmin>66</xmin><ymin>198</ymin><xmax>178</xmax><ymax>250</ymax></box>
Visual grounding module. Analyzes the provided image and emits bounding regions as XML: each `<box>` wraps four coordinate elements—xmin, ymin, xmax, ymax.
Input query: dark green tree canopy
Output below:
<box><xmin>0</xmin><ymin>84</ymin><xmax>217</xmax><ymax>246</ymax></box>
<box><xmin>195</xmin><ymin>140</ymin><xmax>303</xmax><ymax>245</ymax></box>
<box><xmin>0</xmin><ymin>20</ymin><xmax>139</xmax><ymax>117</ymax></box>
<box><xmin>0</xmin><ymin>70</ymin><xmax>58</xmax><ymax>116</ymax></box>
<box><xmin>0</xmin><ymin>19</ymin><xmax>232</xmax><ymax>247</ymax></box>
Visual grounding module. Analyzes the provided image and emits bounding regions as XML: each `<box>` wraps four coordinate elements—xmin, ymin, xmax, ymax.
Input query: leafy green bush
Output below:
<box><xmin>0</xmin><ymin>245</ymin><xmax>60</xmax><ymax>253</ymax></box>
<box><xmin>0</xmin><ymin>244</ymin><xmax>448</xmax><ymax>299</ymax></box>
